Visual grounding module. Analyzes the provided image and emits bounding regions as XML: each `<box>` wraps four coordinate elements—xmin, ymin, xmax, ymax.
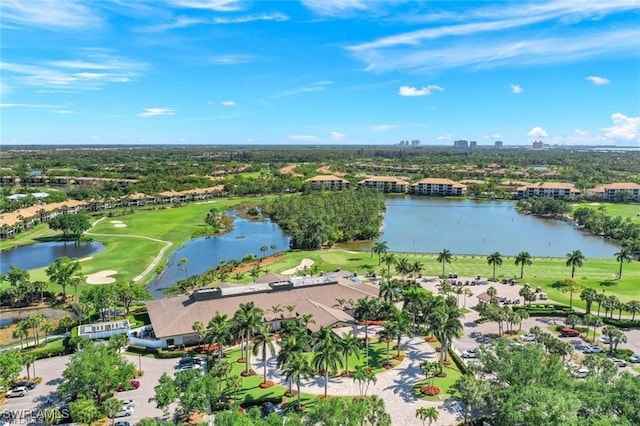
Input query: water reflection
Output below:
<box><xmin>0</xmin><ymin>241</ymin><xmax>104</xmax><ymax>274</ymax></box>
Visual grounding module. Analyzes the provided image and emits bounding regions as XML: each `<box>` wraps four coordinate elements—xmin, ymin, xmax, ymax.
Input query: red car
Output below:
<box><xmin>560</xmin><ymin>328</ymin><xmax>580</xmax><ymax>337</ymax></box>
<box><xmin>117</xmin><ymin>379</ymin><xmax>141</xmax><ymax>392</ymax></box>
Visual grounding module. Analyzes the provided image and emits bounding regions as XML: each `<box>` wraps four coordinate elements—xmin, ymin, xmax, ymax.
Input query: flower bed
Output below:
<box><xmin>420</xmin><ymin>385</ymin><xmax>441</xmax><ymax>396</ymax></box>
<box><xmin>425</xmin><ymin>336</ymin><xmax>438</xmax><ymax>343</ymax></box>
<box><xmin>259</xmin><ymin>380</ymin><xmax>275</xmax><ymax>389</ymax></box>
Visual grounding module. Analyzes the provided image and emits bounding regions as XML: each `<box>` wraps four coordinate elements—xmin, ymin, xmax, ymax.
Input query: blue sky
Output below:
<box><xmin>1</xmin><ymin>0</ymin><xmax>639</xmax><ymax>146</ymax></box>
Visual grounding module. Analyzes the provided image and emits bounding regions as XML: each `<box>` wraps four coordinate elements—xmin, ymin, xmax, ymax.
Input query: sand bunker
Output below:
<box><xmin>113</xmin><ymin>224</ymin><xmax>127</xmax><ymax>228</ymax></box>
<box><xmin>86</xmin><ymin>270</ymin><xmax>118</xmax><ymax>284</ymax></box>
<box><xmin>282</xmin><ymin>258</ymin><xmax>314</xmax><ymax>275</ymax></box>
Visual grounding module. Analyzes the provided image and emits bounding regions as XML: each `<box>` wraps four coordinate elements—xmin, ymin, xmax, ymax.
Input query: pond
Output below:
<box><xmin>339</xmin><ymin>196</ymin><xmax>619</xmax><ymax>258</ymax></box>
<box><xmin>0</xmin><ymin>241</ymin><xmax>105</xmax><ymax>274</ymax></box>
<box><xmin>148</xmin><ymin>213</ymin><xmax>290</xmax><ymax>297</ymax></box>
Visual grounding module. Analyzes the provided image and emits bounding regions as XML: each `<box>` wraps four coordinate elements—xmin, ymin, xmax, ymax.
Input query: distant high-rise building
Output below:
<box><xmin>469</xmin><ymin>141</ymin><xmax>477</xmax><ymax>149</ymax></box>
<box><xmin>453</xmin><ymin>139</ymin><xmax>469</xmax><ymax>149</ymax></box>
<box><xmin>494</xmin><ymin>141</ymin><xmax>503</xmax><ymax>148</ymax></box>
<box><xmin>532</xmin><ymin>141</ymin><xmax>544</xmax><ymax>149</ymax></box>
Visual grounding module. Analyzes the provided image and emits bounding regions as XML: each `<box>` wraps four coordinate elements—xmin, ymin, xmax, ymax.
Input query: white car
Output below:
<box><xmin>609</xmin><ymin>357</ymin><xmax>627</xmax><ymax>368</ymax></box>
<box><xmin>572</xmin><ymin>367</ymin><xmax>589</xmax><ymax>378</ymax></box>
<box><xmin>109</xmin><ymin>405</ymin><xmax>134</xmax><ymax>418</ymax></box>
<box><xmin>598</xmin><ymin>336</ymin><xmax>618</xmax><ymax>344</ymax></box>
<box><xmin>582</xmin><ymin>345</ymin><xmax>604</xmax><ymax>354</ymax></box>
<box><xmin>120</xmin><ymin>399</ymin><xmax>135</xmax><ymax>407</ymax></box>
<box><xmin>629</xmin><ymin>354</ymin><xmax>640</xmax><ymax>363</ymax></box>
<box><xmin>461</xmin><ymin>348</ymin><xmax>477</xmax><ymax>359</ymax></box>
<box><xmin>5</xmin><ymin>386</ymin><xmax>27</xmax><ymax>398</ymax></box>
<box><xmin>520</xmin><ymin>333</ymin><xmax>536</xmax><ymax>342</ymax></box>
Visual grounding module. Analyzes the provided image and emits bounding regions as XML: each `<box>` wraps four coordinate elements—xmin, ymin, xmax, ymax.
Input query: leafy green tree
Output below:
<box><xmin>48</xmin><ymin>213</ymin><xmax>91</xmax><ymax>240</ymax></box>
<box><xmin>149</xmin><ymin>372</ymin><xmax>178</xmax><ymax>417</ymax></box>
<box><xmin>103</xmin><ymin>397</ymin><xmax>123</xmax><ymax>422</ymax></box>
<box><xmin>114</xmin><ymin>281</ymin><xmax>150</xmax><ymax>315</ymax></box>
<box><xmin>487</xmin><ymin>252</ymin><xmax>503</xmax><ymax>281</ymax></box>
<box><xmin>566</xmin><ymin>249</ymin><xmax>585</xmax><ymax>279</ymax></box>
<box><xmin>562</xmin><ymin>277</ymin><xmax>582</xmax><ymax>310</ymax></box>
<box><xmin>59</xmin><ymin>340</ymin><xmax>136</xmax><ymax>404</ymax></box>
<box><xmin>46</xmin><ymin>256</ymin><xmax>82</xmax><ymax>299</ymax></box>
<box><xmin>514</xmin><ymin>251</ymin><xmax>532</xmax><ymax>279</ymax></box>
<box><xmin>451</xmin><ymin>374</ymin><xmax>489</xmax><ymax>423</ymax></box>
<box><xmin>437</xmin><ymin>249</ymin><xmax>453</xmax><ymax>278</ymax></box>
<box><xmin>0</xmin><ymin>351</ymin><xmax>24</xmax><ymax>385</ymax></box>
<box><xmin>69</xmin><ymin>398</ymin><xmax>101</xmax><ymax>425</ymax></box>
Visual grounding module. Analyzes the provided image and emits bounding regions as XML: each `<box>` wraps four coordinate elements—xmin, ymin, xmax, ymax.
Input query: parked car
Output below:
<box><xmin>176</xmin><ymin>364</ymin><xmax>203</xmax><ymax>373</ymax></box>
<box><xmin>582</xmin><ymin>345</ymin><xmax>604</xmax><ymax>354</ymax></box>
<box><xmin>6</xmin><ymin>386</ymin><xmax>28</xmax><ymax>398</ymax></box>
<box><xmin>520</xmin><ymin>333</ymin><xmax>536</xmax><ymax>342</ymax></box>
<box><xmin>109</xmin><ymin>405</ymin><xmax>134</xmax><ymax>418</ymax></box>
<box><xmin>629</xmin><ymin>354</ymin><xmax>640</xmax><ymax>363</ymax></box>
<box><xmin>117</xmin><ymin>379</ymin><xmax>141</xmax><ymax>392</ymax></box>
<box><xmin>461</xmin><ymin>348</ymin><xmax>477</xmax><ymax>359</ymax></box>
<box><xmin>114</xmin><ymin>422</ymin><xmax>131</xmax><ymax>426</ymax></box>
<box><xmin>598</xmin><ymin>336</ymin><xmax>618</xmax><ymax>344</ymax></box>
<box><xmin>560</xmin><ymin>328</ymin><xmax>580</xmax><ymax>337</ymax></box>
<box><xmin>120</xmin><ymin>399</ymin><xmax>135</xmax><ymax>407</ymax></box>
<box><xmin>262</xmin><ymin>402</ymin><xmax>276</xmax><ymax>417</ymax></box>
<box><xmin>609</xmin><ymin>357</ymin><xmax>627</xmax><ymax>368</ymax></box>
<box><xmin>571</xmin><ymin>367</ymin><xmax>589</xmax><ymax>378</ymax></box>
<box><xmin>11</xmin><ymin>381</ymin><xmax>36</xmax><ymax>390</ymax></box>
<box><xmin>177</xmin><ymin>357</ymin><xmax>205</xmax><ymax>367</ymax></box>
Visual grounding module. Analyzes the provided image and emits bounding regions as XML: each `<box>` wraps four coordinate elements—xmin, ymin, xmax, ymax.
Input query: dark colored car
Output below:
<box><xmin>262</xmin><ymin>402</ymin><xmax>276</xmax><ymax>416</ymax></box>
<box><xmin>11</xmin><ymin>381</ymin><xmax>36</xmax><ymax>390</ymax></box>
<box><xmin>560</xmin><ymin>328</ymin><xmax>580</xmax><ymax>337</ymax></box>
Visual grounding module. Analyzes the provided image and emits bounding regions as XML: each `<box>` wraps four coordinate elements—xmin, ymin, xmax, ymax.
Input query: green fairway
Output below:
<box><xmin>572</xmin><ymin>202</ymin><xmax>640</xmax><ymax>224</ymax></box>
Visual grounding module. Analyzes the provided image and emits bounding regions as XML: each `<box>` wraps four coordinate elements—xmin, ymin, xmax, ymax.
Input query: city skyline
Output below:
<box><xmin>1</xmin><ymin>0</ymin><xmax>639</xmax><ymax>146</ymax></box>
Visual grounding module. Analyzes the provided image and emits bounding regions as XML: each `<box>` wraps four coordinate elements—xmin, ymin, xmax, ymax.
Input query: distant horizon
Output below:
<box><xmin>1</xmin><ymin>1</ymin><xmax>638</xmax><ymax>146</ymax></box>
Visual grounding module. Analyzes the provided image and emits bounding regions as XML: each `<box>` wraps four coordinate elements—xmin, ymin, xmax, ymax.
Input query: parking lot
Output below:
<box><xmin>1</xmin><ymin>354</ymin><xmax>177</xmax><ymax>425</ymax></box>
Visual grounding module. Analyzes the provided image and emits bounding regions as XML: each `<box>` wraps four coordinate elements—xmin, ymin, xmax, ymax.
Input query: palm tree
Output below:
<box><xmin>486</xmin><ymin>252</ymin><xmax>503</xmax><ymax>281</ymax></box>
<box><xmin>13</xmin><ymin>321</ymin><xmax>28</xmax><ymax>350</ymax></box>
<box><xmin>395</xmin><ymin>256</ymin><xmax>411</xmax><ymax>283</ymax></box>
<box><xmin>270</xmin><ymin>243</ymin><xmax>277</xmax><ymax>256</ymax></box>
<box><xmin>354</xmin><ymin>297</ymin><xmax>379</xmax><ymax>367</ymax></box>
<box><xmin>378</xmin><ymin>280</ymin><xmax>401</xmax><ymax>302</ymax></box>
<box><xmin>260</xmin><ymin>245</ymin><xmax>268</xmax><ymax>259</ymax></box>
<box><xmin>312</xmin><ymin>327</ymin><xmax>342</xmax><ymax>397</ymax></box>
<box><xmin>232</xmin><ymin>272</ymin><xmax>244</xmax><ymax>284</ymax></box>
<box><xmin>205</xmin><ymin>312</ymin><xmax>232</xmax><ymax>360</ymax></box>
<box><xmin>437</xmin><ymin>249</ymin><xmax>453</xmax><ymax>278</ymax></box>
<box><xmin>514</xmin><ymin>251</ymin><xmax>532</xmax><ymax>279</ymax></box>
<box><xmin>192</xmin><ymin>320</ymin><xmax>205</xmax><ymax>350</ymax></box>
<box><xmin>377</xmin><ymin>323</ymin><xmax>397</xmax><ymax>367</ymax></box>
<box><xmin>614</xmin><ymin>247</ymin><xmax>632</xmax><ymax>278</ymax></box>
<box><xmin>580</xmin><ymin>288</ymin><xmax>598</xmax><ymax>314</ymax></box>
<box><xmin>416</xmin><ymin>407</ymin><xmax>439</xmax><ymax>426</ymax></box>
<box><xmin>339</xmin><ymin>332</ymin><xmax>360</xmax><ymax>376</ymax></box>
<box><xmin>562</xmin><ymin>278</ymin><xmax>582</xmax><ymax>310</ymax></box>
<box><xmin>252</xmin><ymin>324</ymin><xmax>276</xmax><ymax>386</ymax></box>
<box><xmin>427</xmin><ymin>303</ymin><xmax>463</xmax><ymax>366</ymax></box>
<box><xmin>232</xmin><ymin>302</ymin><xmax>264</xmax><ymax>375</ymax></box>
<box><xmin>371</xmin><ymin>240</ymin><xmax>388</xmax><ymax>265</ymax></box>
<box><xmin>282</xmin><ymin>352</ymin><xmax>314</xmax><ymax>411</ymax></box>
<box><xmin>353</xmin><ymin>365</ymin><xmax>377</xmax><ymax>397</ymax></box>
<box><xmin>565</xmin><ymin>249</ymin><xmax>585</xmax><ymax>278</ymax></box>
<box><xmin>46</xmin><ymin>256</ymin><xmax>82</xmax><ymax>299</ymax></box>
<box><xmin>411</xmin><ymin>260</ymin><xmax>424</xmax><ymax>280</ymax></box>
<box><xmin>381</xmin><ymin>253</ymin><xmax>396</xmax><ymax>279</ymax></box>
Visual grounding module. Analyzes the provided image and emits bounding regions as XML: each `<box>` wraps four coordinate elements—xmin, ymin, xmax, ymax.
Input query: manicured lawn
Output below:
<box><xmin>572</xmin><ymin>202</ymin><xmax>640</xmax><ymax>224</ymax></box>
<box><xmin>411</xmin><ymin>362</ymin><xmax>464</xmax><ymax>402</ymax></box>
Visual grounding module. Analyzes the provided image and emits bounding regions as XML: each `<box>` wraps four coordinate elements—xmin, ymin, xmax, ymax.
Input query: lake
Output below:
<box><xmin>0</xmin><ymin>241</ymin><xmax>104</xmax><ymax>274</ymax></box>
<box><xmin>148</xmin><ymin>213</ymin><xmax>290</xmax><ymax>297</ymax></box>
<box><xmin>340</xmin><ymin>197</ymin><xmax>619</xmax><ymax>257</ymax></box>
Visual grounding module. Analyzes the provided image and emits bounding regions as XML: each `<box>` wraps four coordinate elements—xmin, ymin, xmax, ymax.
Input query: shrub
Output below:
<box><xmin>420</xmin><ymin>385</ymin><xmax>440</xmax><ymax>396</ymax></box>
<box><xmin>157</xmin><ymin>349</ymin><xmax>186</xmax><ymax>359</ymax></box>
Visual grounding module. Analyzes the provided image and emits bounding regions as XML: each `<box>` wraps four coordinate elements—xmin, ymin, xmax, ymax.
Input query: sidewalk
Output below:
<box><xmin>253</xmin><ymin>335</ymin><xmax>463</xmax><ymax>426</ymax></box>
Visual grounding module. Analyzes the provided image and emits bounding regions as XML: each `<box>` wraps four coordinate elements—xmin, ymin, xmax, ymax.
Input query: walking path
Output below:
<box><xmin>253</xmin><ymin>334</ymin><xmax>462</xmax><ymax>426</ymax></box>
<box><xmin>84</xmin><ymin>217</ymin><xmax>173</xmax><ymax>283</ymax></box>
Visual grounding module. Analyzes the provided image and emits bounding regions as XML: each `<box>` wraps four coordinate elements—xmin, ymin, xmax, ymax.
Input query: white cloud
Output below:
<box><xmin>0</xmin><ymin>103</ymin><xmax>61</xmax><ymax>109</ymax></box>
<box><xmin>437</xmin><ymin>134</ymin><xmax>452</xmax><ymax>140</ymax></box>
<box><xmin>138</xmin><ymin>108</ymin><xmax>175</xmax><ymax>117</ymax></box>
<box><xmin>398</xmin><ymin>85</ymin><xmax>443</xmax><ymax>97</ymax></box>
<box><xmin>164</xmin><ymin>0</ymin><xmax>244</xmax><ymax>12</ymax></box>
<box><xmin>208</xmin><ymin>55</ymin><xmax>257</xmax><ymax>65</ymax></box>
<box><xmin>288</xmin><ymin>134</ymin><xmax>322</xmax><ymax>142</ymax></box>
<box><xmin>510</xmin><ymin>84</ymin><xmax>523</xmax><ymax>94</ymax></box>
<box><xmin>301</xmin><ymin>0</ymin><xmax>371</xmax><ymax>16</ymax></box>
<box><xmin>346</xmin><ymin>1</ymin><xmax>640</xmax><ymax>73</ymax></box>
<box><xmin>221</xmin><ymin>100</ymin><xmax>236</xmax><ymax>106</ymax></box>
<box><xmin>586</xmin><ymin>75</ymin><xmax>611</xmax><ymax>85</ymax></box>
<box><xmin>330</xmin><ymin>131</ymin><xmax>346</xmax><ymax>141</ymax></box>
<box><xmin>527</xmin><ymin>126</ymin><xmax>549</xmax><ymax>138</ymax></box>
<box><xmin>1</xmin><ymin>0</ymin><xmax>102</xmax><ymax>30</ymax></box>
<box><xmin>272</xmin><ymin>81</ymin><xmax>333</xmax><ymax>98</ymax></box>
<box><xmin>214</xmin><ymin>12</ymin><xmax>289</xmax><ymax>24</ymax></box>
<box><xmin>372</xmin><ymin>124</ymin><xmax>400</xmax><ymax>132</ymax></box>
<box><xmin>1</xmin><ymin>50</ymin><xmax>145</xmax><ymax>92</ymax></box>
<box><xmin>602</xmin><ymin>113</ymin><xmax>639</xmax><ymax>142</ymax></box>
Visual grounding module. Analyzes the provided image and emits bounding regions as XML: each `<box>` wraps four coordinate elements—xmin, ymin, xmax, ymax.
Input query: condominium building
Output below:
<box><xmin>588</xmin><ymin>182</ymin><xmax>640</xmax><ymax>201</ymax></box>
<box><xmin>516</xmin><ymin>182</ymin><xmax>581</xmax><ymax>199</ymax></box>
<box><xmin>357</xmin><ymin>176</ymin><xmax>410</xmax><ymax>193</ymax></box>
<box><xmin>304</xmin><ymin>175</ymin><xmax>350</xmax><ymax>190</ymax></box>
<box><xmin>410</xmin><ymin>178</ymin><xmax>466</xmax><ymax>196</ymax></box>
